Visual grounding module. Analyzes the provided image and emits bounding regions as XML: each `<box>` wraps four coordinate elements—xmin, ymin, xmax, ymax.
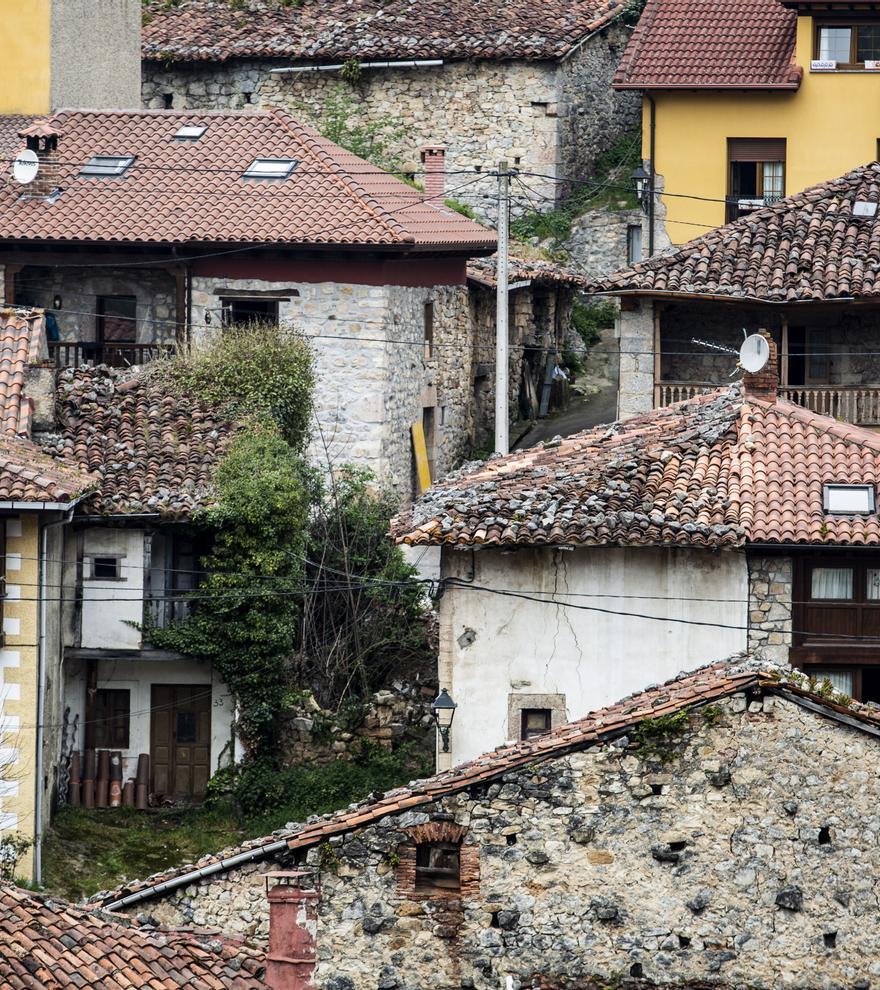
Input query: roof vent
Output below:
<box><xmin>823</xmin><ymin>484</ymin><xmax>876</xmax><ymax>515</ymax></box>
<box><xmin>79</xmin><ymin>155</ymin><xmax>135</xmax><ymax>177</ymax></box>
<box><xmin>174</xmin><ymin>124</ymin><xmax>207</xmax><ymax>141</ymax></box>
<box><xmin>243</xmin><ymin>158</ymin><xmax>299</xmax><ymax>180</ymax></box>
<box><xmin>853</xmin><ymin>200</ymin><xmax>878</xmax><ymax>218</ymax></box>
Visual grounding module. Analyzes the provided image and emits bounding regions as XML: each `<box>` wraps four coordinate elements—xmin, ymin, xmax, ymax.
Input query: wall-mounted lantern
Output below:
<box><xmin>431</xmin><ymin>689</ymin><xmax>457</xmax><ymax>753</ymax></box>
<box><xmin>631</xmin><ymin>163</ymin><xmax>650</xmax><ymax>209</ymax></box>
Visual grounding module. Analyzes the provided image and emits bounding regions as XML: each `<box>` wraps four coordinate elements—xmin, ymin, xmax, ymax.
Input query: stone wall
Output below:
<box><xmin>131</xmin><ymin>692</ymin><xmax>880</xmax><ymax>989</ymax></box>
<box><xmin>190</xmin><ymin>275</ymin><xmax>473</xmax><ymax>494</ymax></box>
<box><xmin>567</xmin><ymin>208</ymin><xmax>646</xmax><ymax>281</ymax></box>
<box><xmin>282</xmin><ymin>683</ymin><xmax>435</xmax><ymax>766</ymax></box>
<box><xmin>14</xmin><ymin>266</ymin><xmax>177</xmax><ymax>346</ymax></box>
<box><xmin>617</xmin><ymin>298</ymin><xmax>655</xmax><ymax>419</ymax></box>
<box><xmin>748</xmin><ymin>556</ymin><xmax>793</xmax><ymax>668</ymax></box>
<box><xmin>143</xmin><ymin>25</ymin><xmax>639</xmax><ymax>222</ymax></box>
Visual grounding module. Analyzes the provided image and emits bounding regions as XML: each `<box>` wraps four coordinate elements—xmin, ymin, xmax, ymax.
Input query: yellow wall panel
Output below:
<box><xmin>0</xmin><ymin>0</ymin><xmax>52</xmax><ymax>114</ymax></box>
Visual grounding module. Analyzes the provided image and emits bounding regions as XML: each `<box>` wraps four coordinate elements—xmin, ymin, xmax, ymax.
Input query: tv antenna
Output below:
<box><xmin>12</xmin><ymin>149</ymin><xmax>39</xmax><ymax>185</ymax></box>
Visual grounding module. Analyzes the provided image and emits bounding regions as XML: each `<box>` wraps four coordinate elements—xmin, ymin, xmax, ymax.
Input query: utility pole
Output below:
<box><xmin>495</xmin><ymin>160</ymin><xmax>510</xmax><ymax>455</ymax></box>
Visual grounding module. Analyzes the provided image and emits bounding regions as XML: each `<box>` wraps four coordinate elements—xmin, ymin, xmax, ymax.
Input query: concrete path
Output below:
<box><xmin>513</xmin><ymin>382</ymin><xmax>618</xmax><ymax>449</ymax></box>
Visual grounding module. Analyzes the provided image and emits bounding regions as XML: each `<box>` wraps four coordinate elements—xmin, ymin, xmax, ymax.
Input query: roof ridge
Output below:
<box><xmin>267</xmin><ymin>105</ymin><xmax>414</xmax><ymax>245</ymax></box>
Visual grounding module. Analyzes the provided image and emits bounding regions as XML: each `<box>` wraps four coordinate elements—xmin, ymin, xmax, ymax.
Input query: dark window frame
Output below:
<box><xmin>520</xmin><ymin>708</ymin><xmax>552</xmax><ymax>740</ymax></box>
<box><xmin>814</xmin><ymin>20</ymin><xmax>880</xmax><ymax>69</ymax></box>
<box><xmin>424</xmin><ymin>301</ymin><xmax>434</xmax><ymax>360</ymax></box>
<box><xmin>415</xmin><ymin>841</ymin><xmax>461</xmax><ymax>892</ymax></box>
<box><xmin>86</xmin><ymin>555</ymin><xmax>126</xmax><ymax>581</ymax></box>
<box><xmin>220</xmin><ymin>297</ymin><xmax>280</xmax><ymax>328</ymax></box>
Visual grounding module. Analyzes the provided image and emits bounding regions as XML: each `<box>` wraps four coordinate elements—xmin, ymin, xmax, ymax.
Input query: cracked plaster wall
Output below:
<box><xmin>128</xmin><ymin>695</ymin><xmax>880</xmax><ymax>990</ymax></box>
<box><xmin>436</xmin><ymin>545</ymin><xmax>748</xmax><ymax>764</ymax></box>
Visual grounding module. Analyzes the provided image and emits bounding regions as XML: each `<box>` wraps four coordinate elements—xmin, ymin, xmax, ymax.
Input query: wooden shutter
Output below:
<box><xmin>728</xmin><ymin>138</ymin><xmax>786</xmax><ymax>162</ymax></box>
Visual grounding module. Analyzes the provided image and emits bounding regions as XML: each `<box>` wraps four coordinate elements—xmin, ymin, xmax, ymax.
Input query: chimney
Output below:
<box><xmin>18</xmin><ymin>120</ymin><xmax>62</xmax><ymax>199</ymax></box>
<box><xmin>422</xmin><ymin>145</ymin><xmax>446</xmax><ymax>202</ymax></box>
<box><xmin>742</xmin><ymin>329</ymin><xmax>778</xmax><ymax>401</ymax></box>
<box><xmin>264</xmin><ymin>872</ymin><xmax>320</xmax><ymax>990</ymax></box>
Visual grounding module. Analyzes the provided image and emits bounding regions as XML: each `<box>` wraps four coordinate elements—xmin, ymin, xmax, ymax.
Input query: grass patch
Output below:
<box><xmin>41</xmin><ymin>743</ymin><xmax>432</xmax><ymax>902</ymax></box>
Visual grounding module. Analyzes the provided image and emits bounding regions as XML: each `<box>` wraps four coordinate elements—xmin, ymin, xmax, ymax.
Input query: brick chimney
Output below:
<box><xmin>264</xmin><ymin>872</ymin><xmax>320</xmax><ymax>990</ymax></box>
<box><xmin>741</xmin><ymin>329</ymin><xmax>778</xmax><ymax>401</ymax></box>
<box><xmin>17</xmin><ymin>120</ymin><xmax>62</xmax><ymax>199</ymax></box>
<box><xmin>422</xmin><ymin>145</ymin><xmax>446</xmax><ymax>202</ymax></box>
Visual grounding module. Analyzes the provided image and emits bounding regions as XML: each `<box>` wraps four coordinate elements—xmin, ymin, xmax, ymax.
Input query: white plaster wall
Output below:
<box><xmin>65</xmin><ymin>658</ymin><xmax>233</xmax><ymax>783</ymax></box>
<box><xmin>439</xmin><ymin>545</ymin><xmax>748</xmax><ymax>765</ymax></box>
<box><xmin>80</xmin><ymin>528</ymin><xmax>144</xmax><ymax>651</ymax></box>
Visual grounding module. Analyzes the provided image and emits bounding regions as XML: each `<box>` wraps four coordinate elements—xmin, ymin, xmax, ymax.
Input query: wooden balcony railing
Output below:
<box><xmin>48</xmin><ymin>341</ymin><xmax>176</xmax><ymax>369</ymax></box>
<box><xmin>655</xmin><ymin>381</ymin><xmax>880</xmax><ymax>426</ymax></box>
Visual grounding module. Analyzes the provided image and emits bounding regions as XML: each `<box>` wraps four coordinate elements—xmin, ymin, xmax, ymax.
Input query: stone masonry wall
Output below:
<box><xmin>143</xmin><ymin>26</ymin><xmax>639</xmax><ymax>222</ymax></box>
<box><xmin>748</xmin><ymin>556</ymin><xmax>793</xmax><ymax>668</ymax></box>
<box><xmin>131</xmin><ymin>693</ymin><xmax>880</xmax><ymax>989</ymax></box>
<box><xmin>189</xmin><ymin>276</ymin><xmax>473</xmax><ymax>494</ymax></box>
<box><xmin>566</xmin><ymin>207</ymin><xmax>646</xmax><ymax>281</ymax></box>
<box><xmin>617</xmin><ymin>298</ymin><xmax>654</xmax><ymax>419</ymax></box>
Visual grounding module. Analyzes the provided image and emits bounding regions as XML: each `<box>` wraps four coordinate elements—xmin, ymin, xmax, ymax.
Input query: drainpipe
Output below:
<box><xmin>34</xmin><ymin>509</ymin><xmax>74</xmax><ymax>886</ymax></box>
<box><xmin>647</xmin><ymin>94</ymin><xmax>656</xmax><ymax>258</ymax></box>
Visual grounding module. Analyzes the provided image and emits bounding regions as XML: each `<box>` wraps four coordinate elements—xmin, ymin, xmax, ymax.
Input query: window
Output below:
<box><xmin>79</xmin><ymin>155</ymin><xmax>135</xmax><ymax>177</ymax></box>
<box><xmin>243</xmin><ymin>157</ymin><xmax>298</xmax><ymax>180</ymax></box>
<box><xmin>94</xmin><ymin>689</ymin><xmax>130</xmax><ymax>748</ymax></box>
<box><xmin>88</xmin><ymin>556</ymin><xmax>125</xmax><ymax>580</ymax></box>
<box><xmin>727</xmin><ymin>139</ymin><xmax>786</xmax><ymax>221</ymax></box>
<box><xmin>423</xmin><ymin>301</ymin><xmax>434</xmax><ymax>360</ymax></box>
<box><xmin>627</xmin><ymin>224</ymin><xmax>643</xmax><ymax>264</ymax></box>
<box><xmin>174</xmin><ymin>124</ymin><xmax>207</xmax><ymax>141</ymax></box>
<box><xmin>221</xmin><ymin>297</ymin><xmax>279</xmax><ymax>327</ymax></box>
<box><xmin>415</xmin><ymin>842</ymin><xmax>460</xmax><ymax>892</ymax></box>
<box><xmin>816</xmin><ymin>23</ymin><xmax>880</xmax><ymax>68</ymax></box>
<box><xmin>811</xmin><ymin>566</ymin><xmax>853</xmax><ymax>599</ymax></box>
<box><xmin>96</xmin><ymin>295</ymin><xmax>137</xmax><ymax>346</ymax></box>
<box><xmin>176</xmin><ymin>711</ymin><xmax>197</xmax><ymax>743</ymax></box>
<box><xmin>823</xmin><ymin>484</ymin><xmax>876</xmax><ymax>515</ymax></box>
<box><xmin>521</xmin><ymin>708</ymin><xmax>552</xmax><ymax>740</ymax></box>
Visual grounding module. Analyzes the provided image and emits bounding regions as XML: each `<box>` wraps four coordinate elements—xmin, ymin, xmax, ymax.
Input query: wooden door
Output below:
<box><xmin>150</xmin><ymin>684</ymin><xmax>211</xmax><ymax>801</ymax></box>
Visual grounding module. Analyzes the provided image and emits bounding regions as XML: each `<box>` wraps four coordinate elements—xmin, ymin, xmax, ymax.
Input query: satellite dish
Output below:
<box><xmin>739</xmin><ymin>333</ymin><xmax>770</xmax><ymax>373</ymax></box>
<box><xmin>12</xmin><ymin>149</ymin><xmax>39</xmax><ymax>185</ymax></box>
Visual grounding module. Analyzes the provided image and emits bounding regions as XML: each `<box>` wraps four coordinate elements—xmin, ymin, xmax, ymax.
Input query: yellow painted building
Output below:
<box><xmin>617</xmin><ymin>0</ymin><xmax>880</xmax><ymax>244</ymax></box>
<box><xmin>0</xmin><ymin>0</ymin><xmax>140</xmax><ymax>115</ymax></box>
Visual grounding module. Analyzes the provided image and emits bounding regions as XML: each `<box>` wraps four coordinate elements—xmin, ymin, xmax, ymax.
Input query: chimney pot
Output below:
<box><xmin>421</xmin><ymin>145</ymin><xmax>446</xmax><ymax>201</ymax></box>
<box><xmin>17</xmin><ymin>119</ymin><xmax>62</xmax><ymax>198</ymax></box>
<box><xmin>265</xmin><ymin>872</ymin><xmax>319</xmax><ymax>990</ymax></box>
<box><xmin>741</xmin><ymin>329</ymin><xmax>779</xmax><ymax>401</ymax></box>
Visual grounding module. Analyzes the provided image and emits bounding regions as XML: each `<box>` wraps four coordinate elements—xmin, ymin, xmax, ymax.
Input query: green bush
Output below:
<box><xmin>571</xmin><ymin>299</ymin><xmax>617</xmax><ymax>350</ymax></box>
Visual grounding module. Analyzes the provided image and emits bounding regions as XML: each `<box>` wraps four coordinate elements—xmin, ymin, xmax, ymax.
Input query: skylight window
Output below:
<box><xmin>79</xmin><ymin>155</ymin><xmax>135</xmax><ymax>177</ymax></box>
<box><xmin>243</xmin><ymin>158</ymin><xmax>299</xmax><ymax>180</ymax></box>
<box><xmin>174</xmin><ymin>124</ymin><xmax>207</xmax><ymax>141</ymax></box>
<box><xmin>823</xmin><ymin>484</ymin><xmax>877</xmax><ymax>515</ymax></box>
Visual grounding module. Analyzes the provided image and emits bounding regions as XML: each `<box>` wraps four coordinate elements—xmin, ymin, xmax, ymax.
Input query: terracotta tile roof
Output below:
<box><xmin>0</xmin><ymin>883</ymin><xmax>265</xmax><ymax>989</ymax></box>
<box><xmin>102</xmin><ymin>656</ymin><xmax>880</xmax><ymax>911</ymax></box>
<box><xmin>467</xmin><ymin>255</ymin><xmax>589</xmax><ymax>289</ymax></box>
<box><xmin>0</xmin><ymin>310</ymin><xmax>93</xmax><ymax>505</ymax></box>
<box><xmin>614</xmin><ymin>0</ymin><xmax>801</xmax><ymax>90</ymax></box>
<box><xmin>40</xmin><ymin>366</ymin><xmax>237</xmax><ymax>518</ymax></box>
<box><xmin>391</xmin><ymin>383</ymin><xmax>880</xmax><ymax>548</ymax></box>
<box><xmin>142</xmin><ymin>0</ymin><xmax>625</xmax><ymax>63</ymax></box>
<box><xmin>0</xmin><ymin>108</ymin><xmax>496</xmax><ymax>252</ymax></box>
<box><xmin>592</xmin><ymin>163</ymin><xmax>880</xmax><ymax>302</ymax></box>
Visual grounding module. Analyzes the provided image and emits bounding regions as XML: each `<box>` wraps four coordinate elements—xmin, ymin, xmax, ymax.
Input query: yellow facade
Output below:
<box><xmin>0</xmin><ymin>0</ymin><xmax>52</xmax><ymax>114</ymax></box>
<box><xmin>0</xmin><ymin>514</ymin><xmax>40</xmax><ymax>878</ymax></box>
<box><xmin>646</xmin><ymin>15</ymin><xmax>880</xmax><ymax>244</ymax></box>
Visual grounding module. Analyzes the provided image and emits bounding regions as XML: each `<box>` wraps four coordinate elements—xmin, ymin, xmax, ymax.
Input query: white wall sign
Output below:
<box><xmin>811</xmin><ymin>59</ymin><xmax>837</xmax><ymax>71</ymax></box>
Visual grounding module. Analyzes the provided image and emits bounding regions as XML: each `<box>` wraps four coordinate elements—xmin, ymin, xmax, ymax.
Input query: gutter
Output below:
<box><xmin>270</xmin><ymin>59</ymin><xmax>443</xmax><ymax>74</ymax></box>
<box><xmin>0</xmin><ymin>498</ymin><xmax>88</xmax><ymax>512</ymax></box>
<box><xmin>590</xmin><ymin>289</ymin><xmax>858</xmax><ymax>305</ymax></box>
<box><xmin>103</xmin><ymin>838</ymin><xmax>291</xmax><ymax>912</ymax></box>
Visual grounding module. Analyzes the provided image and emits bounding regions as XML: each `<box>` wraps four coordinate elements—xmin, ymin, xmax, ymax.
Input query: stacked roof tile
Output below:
<box><xmin>142</xmin><ymin>0</ymin><xmax>625</xmax><ymax>63</ymax></box>
<box><xmin>614</xmin><ymin>0</ymin><xmax>801</xmax><ymax>90</ymax></box>
<box><xmin>467</xmin><ymin>255</ymin><xmax>589</xmax><ymax>289</ymax></box>
<box><xmin>593</xmin><ymin>163</ymin><xmax>880</xmax><ymax>302</ymax></box>
<box><xmin>0</xmin><ymin>883</ymin><xmax>265</xmax><ymax>989</ymax></box>
<box><xmin>391</xmin><ymin>383</ymin><xmax>880</xmax><ymax>549</ymax></box>
<box><xmin>0</xmin><ymin>109</ymin><xmax>496</xmax><ymax>251</ymax></box>
<box><xmin>40</xmin><ymin>366</ymin><xmax>237</xmax><ymax>518</ymax></box>
<box><xmin>102</xmin><ymin>656</ymin><xmax>880</xmax><ymax>910</ymax></box>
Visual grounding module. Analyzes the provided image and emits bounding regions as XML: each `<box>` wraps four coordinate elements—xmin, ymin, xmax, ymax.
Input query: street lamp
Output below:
<box><xmin>631</xmin><ymin>163</ymin><xmax>650</xmax><ymax>208</ymax></box>
<box><xmin>431</xmin><ymin>689</ymin><xmax>457</xmax><ymax>753</ymax></box>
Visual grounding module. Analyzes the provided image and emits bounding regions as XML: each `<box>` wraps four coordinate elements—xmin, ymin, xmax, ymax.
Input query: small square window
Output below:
<box><xmin>79</xmin><ymin>155</ymin><xmax>135</xmax><ymax>177</ymax></box>
<box><xmin>823</xmin><ymin>484</ymin><xmax>876</xmax><ymax>515</ymax></box>
<box><xmin>243</xmin><ymin>158</ymin><xmax>299</xmax><ymax>180</ymax></box>
<box><xmin>811</xmin><ymin>567</ymin><xmax>854</xmax><ymax>600</ymax></box>
<box><xmin>90</xmin><ymin>556</ymin><xmax>123</xmax><ymax>580</ymax></box>
<box><xmin>176</xmin><ymin>712</ymin><xmax>197</xmax><ymax>743</ymax></box>
<box><xmin>415</xmin><ymin>842</ymin><xmax>460</xmax><ymax>892</ymax></box>
<box><xmin>174</xmin><ymin>124</ymin><xmax>207</xmax><ymax>141</ymax></box>
<box><xmin>521</xmin><ymin>708</ymin><xmax>552</xmax><ymax>740</ymax></box>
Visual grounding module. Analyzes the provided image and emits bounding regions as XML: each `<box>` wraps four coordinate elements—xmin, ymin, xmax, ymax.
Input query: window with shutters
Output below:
<box><xmin>726</xmin><ymin>139</ymin><xmax>786</xmax><ymax>222</ymax></box>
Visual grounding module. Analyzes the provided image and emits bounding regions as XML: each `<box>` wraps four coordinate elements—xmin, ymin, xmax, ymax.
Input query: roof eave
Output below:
<box><xmin>613</xmin><ymin>81</ymin><xmax>802</xmax><ymax>91</ymax></box>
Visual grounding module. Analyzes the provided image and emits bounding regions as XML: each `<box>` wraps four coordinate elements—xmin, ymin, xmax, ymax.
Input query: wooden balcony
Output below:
<box><xmin>48</xmin><ymin>340</ymin><xmax>175</xmax><ymax>369</ymax></box>
<box><xmin>655</xmin><ymin>381</ymin><xmax>880</xmax><ymax>426</ymax></box>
